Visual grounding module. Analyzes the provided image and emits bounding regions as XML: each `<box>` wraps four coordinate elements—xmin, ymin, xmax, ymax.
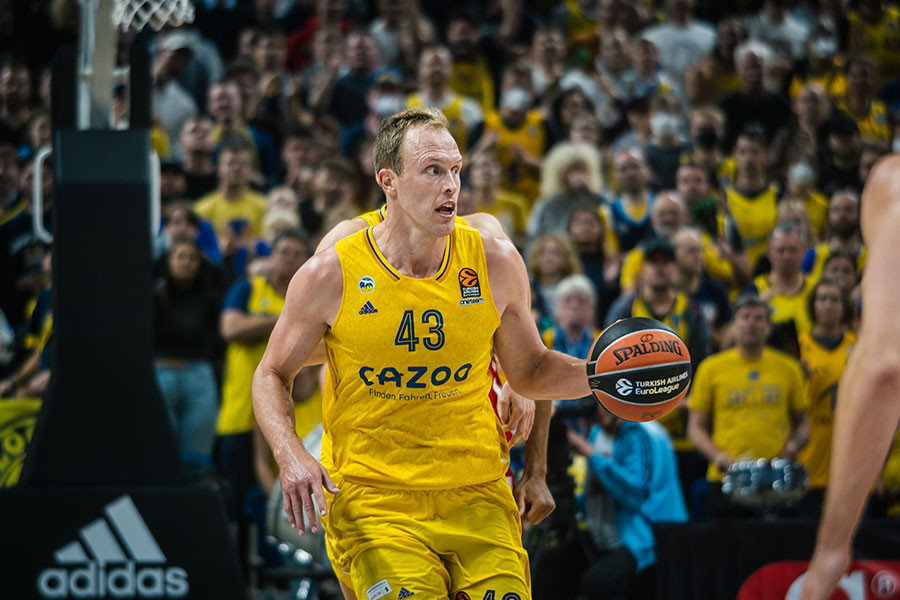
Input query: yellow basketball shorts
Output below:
<box><xmin>323</xmin><ymin>476</ymin><xmax>530</xmax><ymax>600</ymax></box>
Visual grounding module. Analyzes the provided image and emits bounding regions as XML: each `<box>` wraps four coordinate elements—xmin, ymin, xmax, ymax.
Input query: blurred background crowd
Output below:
<box><xmin>2</xmin><ymin>0</ymin><xmax>900</xmax><ymax>598</ymax></box>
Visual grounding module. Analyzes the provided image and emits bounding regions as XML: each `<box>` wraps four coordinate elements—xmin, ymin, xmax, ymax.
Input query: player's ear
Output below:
<box><xmin>376</xmin><ymin>168</ymin><xmax>394</xmax><ymax>193</ymax></box>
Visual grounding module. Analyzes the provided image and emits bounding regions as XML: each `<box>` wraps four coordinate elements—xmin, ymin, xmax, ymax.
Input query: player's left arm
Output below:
<box><xmin>486</xmin><ymin>235</ymin><xmax>591</xmax><ymax>400</ymax></box>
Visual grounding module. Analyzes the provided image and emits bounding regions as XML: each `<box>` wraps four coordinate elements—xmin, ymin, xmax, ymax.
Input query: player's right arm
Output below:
<box><xmin>252</xmin><ymin>249</ymin><xmax>343</xmax><ymax>535</ymax></box>
<box><xmin>802</xmin><ymin>156</ymin><xmax>900</xmax><ymax>599</ymax></box>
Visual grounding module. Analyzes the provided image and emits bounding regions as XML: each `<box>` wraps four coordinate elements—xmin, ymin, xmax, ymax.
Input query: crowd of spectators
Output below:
<box><xmin>3</xmin><ymin>0</ymin><xmax>900</xmax><ymax>597</ymax></box>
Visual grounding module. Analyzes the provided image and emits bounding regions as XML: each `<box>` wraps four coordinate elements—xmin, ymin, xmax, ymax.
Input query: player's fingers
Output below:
<box><xmin>300</xmin><ymin>484</ymin><xmax>318</xmax><ymax>535</ymax></box>
<box><xmin>509</xmin><ymin>429</ymin><xmax>524</xmax><ymax>447</ymax></box>
<box><xmin>320</xmin><ymin>465</ymin><xmax>341</xmax><ymax>497</ymax></box>
<box><xmin>291</xmin><ymin>485</ymin><xmax>307</xmax><ymax>535</ymax></box>
<box><xmin>522</xmin><ymin>405</ymin><xmax>535</xmax><ymax>441</ymax></box>
<box><xmin>282</xmin><ymin>488</ymin><xmax>296</xmax><ymax>529</ymax></box>
<box><xmin>310</xmin><ymin>481</ymin><xmax>328</xmax><ymax>533</ymax></box>
<box><xmin>497</xmin><ymin>395</ymin><xmax>511</xmax><ymax>428</ymax></box>
<box><xmin>514</xmin><ymin>488</ymin><xmax>526</xmax><ymax>517</ymax></box>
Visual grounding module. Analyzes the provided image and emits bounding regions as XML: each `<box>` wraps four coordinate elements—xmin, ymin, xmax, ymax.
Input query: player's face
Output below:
<box><xmin>390</xmin><ymin>126</ymin><xmax>462</xmax><ymax>236</ymax></box>
<box><xmin>813</xmin><ymin>284</ymin><xmax>845</xmax><ymax>328</ymax></box>
<box><xmin>733</xmin><ymin>306</ymin><xmax>770</xmax><ymax>347</ymax></box>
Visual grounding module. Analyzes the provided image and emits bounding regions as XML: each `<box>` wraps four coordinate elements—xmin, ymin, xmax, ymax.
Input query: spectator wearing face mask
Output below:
<box><xmin>476</xmin><ymin>66</ymin><xmax>552</xmax><ymax>205</ymax></box>
<box><xmin>818</xmin><ymin>113</ymin><xmax>863</xmax><ymax>196</ymax></box>
<box><xmin>788</xmin><ymin>31</ymin><xmax>846</xmax><ymax>100</ymax></box>
<box><xmin>643</xmin><ymin>103</ymin><xmax>690</xmax><ymax>192</ymax></box>
<box><xmin>682</xmin><ymin>106</ymin><xmax>730</xmax><ymax>193</ymax></box>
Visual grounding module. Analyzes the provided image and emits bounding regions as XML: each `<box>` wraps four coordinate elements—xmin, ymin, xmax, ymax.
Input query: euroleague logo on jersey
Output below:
<box><xmin>459</xmin><ymin>268</ymin><xmax>484</xmax><ymax>305</ymax></box>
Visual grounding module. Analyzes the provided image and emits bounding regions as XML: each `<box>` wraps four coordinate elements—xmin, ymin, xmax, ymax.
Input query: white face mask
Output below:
<box><xmin>788</xmin><ymin>161</ymin><xmax>815</xmax><ymax>186</ymax></box>
<box><xmin>810</xmin><ymin>37</ymin><xmax>837</xmax><ymax>59</ymax></box>
<box><xmin>372</xmin><ymin>94</ymin><xmax>405</xmax><ymax>119</ymax></box>
<box><xmin>650</xmin><ymin>112</ymin><xmax>680</xmax><ymax>139</ymax></box>
<box><xmin>501</xmin><ymin>87</ymin><xmax>532</xmax><ymax>112</ymax></box>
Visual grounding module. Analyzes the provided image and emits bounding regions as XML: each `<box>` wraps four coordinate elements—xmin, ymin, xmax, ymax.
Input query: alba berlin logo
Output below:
<box><xmin>616</xmin><ymin>378</ymin><xmax>634</xmax><ymax>396</ymax></box>
<box><xmin>37</xmin><ymin>495</ymin><xmax>189</xmax><ymax>598</ymax></box>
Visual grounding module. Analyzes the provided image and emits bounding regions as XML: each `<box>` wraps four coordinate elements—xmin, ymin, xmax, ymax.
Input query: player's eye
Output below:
<box><xmin>426</xmin><ymin>166</ymin><xmax>439</xmax><ymax>175</ymax></box>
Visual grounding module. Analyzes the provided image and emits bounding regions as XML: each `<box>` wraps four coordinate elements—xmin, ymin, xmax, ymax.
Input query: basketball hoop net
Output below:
<box><xmin>112</xmin><ymin>0</ymin><xmax>194</xmax><ymax>31</ymax></box>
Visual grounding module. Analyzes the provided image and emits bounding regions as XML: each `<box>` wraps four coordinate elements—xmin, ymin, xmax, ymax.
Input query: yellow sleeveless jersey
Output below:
<box><xmin>687</xmin><ymin>348</ymin><xmax>806</xmax><ymax>482</ymax></box>
<box><xmin>322</xmin><ymin>224</ymin><xmax>507</xmax><ymax>489</ymax></box>
<box><xmin>797</xmin><ymin>331</ymin><xmax>855</xmax><ymax>489</ymax></box>
<box><xmin>408</xmin><ymin>92</ymin><xmax>469</xmax><ymax>151</ymax></box>
<box><xmin>723</xmin><ymin>183</ymin><xmax>779</xmax><ymax>270</ymax></box>
<box><xmin>484</xmin><ymin>110</ymin><xmax>546</xmax><ymax>205</ymax></box>
<box><xmin>218</xmin><ymin>276</ymin><xmax>285</xmax><ymax>434</ymax></box>
<box><xmin>837</xmin><ymin>98</ymin><xmax>893</xmax><ymax>145</ymax></box>
<box><xmin>632</xmin><ymin>293</ymin><xmax>694</xmax><ymax>451</ymax></box>
<box><xmin>752</xmin><ymin>274</ymin><xmax>813</xmax><ymax>336</ymax></box>
<box><xmin>358</xmin><ymin>205</ymin><xmax>469</xmax><ymax>228</ymax></box>
<box><xmin>450</xmin><ymin>55</ymin><xmax>495</xmax><ymax>115</ymax></box>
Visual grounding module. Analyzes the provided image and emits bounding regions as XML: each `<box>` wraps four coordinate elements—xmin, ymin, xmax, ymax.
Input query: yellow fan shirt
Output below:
<box><xmin>688</xmin><ymin>347</ymin><xmax>806</xmax><ymax>482</ymax></box>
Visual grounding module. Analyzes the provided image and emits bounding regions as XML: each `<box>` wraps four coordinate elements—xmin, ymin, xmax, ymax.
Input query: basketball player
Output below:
<box><xmin>313</xmin><ymin>203</ymin><xmax>555</xmax><ymax>526</ymax></box>
<box><xmin>252</xmin><ymin>107</ymin><xmax>593</xmax><ymax>600</ymax></box>
<box><xmin>800</xmin><ymin>155</ymin><xmax>900</xmax><ymax>599</ymax></box>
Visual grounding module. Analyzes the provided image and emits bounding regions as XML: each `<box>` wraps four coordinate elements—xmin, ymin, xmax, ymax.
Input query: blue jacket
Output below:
<box><xmin>587</xmin><ymin>421</ymin><xmax>687</xmax><ymax>571</ymax></box>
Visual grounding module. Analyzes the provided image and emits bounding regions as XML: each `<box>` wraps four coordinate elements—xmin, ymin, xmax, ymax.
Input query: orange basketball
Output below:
<box><xmin>586</xmin><ymin>317</ymin><xmax>692</xmax><ymax>422</ymax></box>
<box><xmin>458</xmin><ymin>268</ymin><xmax>479</xmax><ymax>287</ymax></box>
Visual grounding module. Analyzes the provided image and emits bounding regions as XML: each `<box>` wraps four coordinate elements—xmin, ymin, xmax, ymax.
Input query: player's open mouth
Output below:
<box><xmin>436</xmin><ymin>202</ymin><xmax>455</xmax><ymax>216</ymax></box>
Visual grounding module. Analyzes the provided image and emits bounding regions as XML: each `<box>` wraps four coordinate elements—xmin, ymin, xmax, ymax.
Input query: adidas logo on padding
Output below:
<box><xmin>398</xmin><ymin>588</ymin><xmax>415</xmax><ymax>599</ymax></box>
<box><xmin>359</xmin><ymin>301</ymin><xmax>378</xmax><ymax>315</ymax></box>
<box><xmin>37</xmin><ymin>495</ymin><xmax>189</xmax><ymax>598</ymax></box>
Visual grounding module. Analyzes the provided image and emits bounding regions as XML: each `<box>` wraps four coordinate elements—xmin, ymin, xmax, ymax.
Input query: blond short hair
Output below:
<box><xmin>372</xmin><ymin>106</ymin><xmax>451</xmax><ymax>175</ymax></box>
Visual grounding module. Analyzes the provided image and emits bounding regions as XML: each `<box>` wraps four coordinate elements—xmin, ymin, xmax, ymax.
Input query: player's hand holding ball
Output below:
<box><xmin>586</xmin><ymin>317</ymin><xmax>692</xmax><ymax>422</ymax></box>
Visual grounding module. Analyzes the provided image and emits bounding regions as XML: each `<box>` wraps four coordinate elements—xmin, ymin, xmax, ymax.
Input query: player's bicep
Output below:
<box><xmin>486</xmin><ymin>237</ymin><xmax>545</xmax><ymax>389</ymax></box>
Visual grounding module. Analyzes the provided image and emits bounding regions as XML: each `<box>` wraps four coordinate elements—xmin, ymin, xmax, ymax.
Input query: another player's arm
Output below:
<box><xmin>802</xmin><ymin>156</ymin><xmax>900</xmax><ymax>600</ymax></box>
<box><xmin>252</xmin><ymin>249</ymin><xmax>343</xmax><ymax>535</ymax></box>
<box><xmin>485</xmin><ymin>235</ymin><xmax>591</xmax><ymax>400</ymax></box>
<box><xmin>516</xmin><ymin>399</ymin><xmax>556</xmax><ymax>524</ymax></box>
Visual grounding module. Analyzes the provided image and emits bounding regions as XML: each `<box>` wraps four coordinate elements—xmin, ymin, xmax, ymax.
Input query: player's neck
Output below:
<box><xmin>374</xmin><ymin>218</ymin><xmax>449</xmax><ymax>279</ymax></box>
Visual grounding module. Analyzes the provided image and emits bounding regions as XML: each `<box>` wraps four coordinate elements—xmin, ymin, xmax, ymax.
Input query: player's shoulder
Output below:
<box><xmin>315</xmin><ymin>217</ymin><xmax>369</xmax><ymax>254</ymax></box>
<box><xmin>460</xmin><ymin>212</ymin><xmax>506</xmax><ymax>239</ymax></box>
